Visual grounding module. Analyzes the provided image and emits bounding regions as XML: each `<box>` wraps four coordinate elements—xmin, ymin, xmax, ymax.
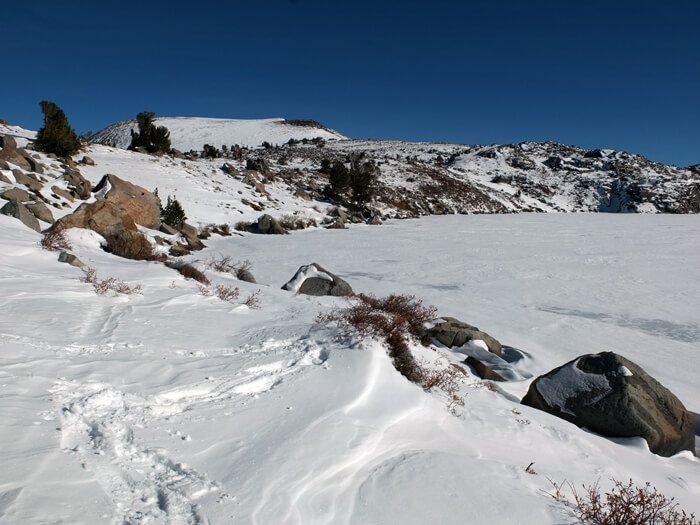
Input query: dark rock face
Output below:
<box><xmin>282</xmin><ymin>263</ymin><xmax>353</xmax><ymax>296</ymax></box>
<box><xmin>428</xmin><ymin>317</ymin><xmax>502</xmax><ymax>356</ymax></box>
<box><xmin>522</xmin><ymin>352</ymin><xmax>695</xmax><ymax>457</ymax></box>
<box><xmin>0</xmin><ymin>200</ymin><xmax>41</xmax><ymax>232</ymax></box>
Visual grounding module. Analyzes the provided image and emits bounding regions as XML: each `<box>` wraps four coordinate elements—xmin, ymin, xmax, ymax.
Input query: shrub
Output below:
<box><xmin>35</xmin><ymin>101</ymin><xmax>81</xmax><ymax>157</ymax></box>
<box><xmin>327</xmin><ymin>160</ymin><xmax>350</xmax><ymax>196</ymax></box>
<box><xmin>234</xmin><ymin>220</ymin><xmax>252</xmax><ymax>232</ymax></box>
<box><xmin>215</xmin><ymin>284</ymin><xmax>240</xmax><ymax>302</ymax></box>
<box><xmin>547</xmin><ymin>478</ymin><xmax>698</xmax><ymax>525</ymax></box>
<box><xmin>167</xmin><ymin>262</ymin><xmax>209</xmax><ymax>284</ymax></box>
<box><xmin>202</xmin><ymin>144</ymin><xmax>220</xmax><ymax>158</ymax></box>
<box><xmin>318</xmin><ymin>294</ymin><xmax>436</xmax><ymax>384</ymax></box>
<box><xmin>104</xmin><ymin>231</ymin><xmax>154</xmax><ymax>261</ymax></box>
<box><xmin>243</xmin><ymin>290</ymin><xmax>261</xmax><ymax>309</ymax></box>
<box><xmin>80</xmin><ymin>267</ymin><xmax>142</xmax><ymax>295</ymax></box>
<box><xmin>349</xmin><ymin>159</ymin><xmax>378</xmax><ymax>205</ymax></box>
<box><xmin>161</xmin><ymin>195</ymin><xmax>187</xmax><ymax>230</ymax></box>
<box><xmin>129</xmin><ymin>111</ymin><xmax>171</xmax><ymax>154</ymax></box>
<box><xmin>41</xmin><ymin>228</ymin><xmax>72</xmax><ymax>251</ymax></box>
<box><xmin>277</xmin><ymin>214</ymin><xmax>318</xmax><ymax>231</ymax></box>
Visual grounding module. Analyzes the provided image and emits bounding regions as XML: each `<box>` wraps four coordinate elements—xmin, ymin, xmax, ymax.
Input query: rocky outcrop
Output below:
<box><xmin>92</xmin><ymin>174</ymin><xmax>161</xmax><ymax>228</ymax></box>
<box><xmin>0</xmin><ymin>200</ymin><xmax>41</xmax><ymax>232</ymax></box>
<box><xmin>0</xmin><ymin>135</ymin><xmax>33</xmax><ymax>171</ymax></box>
<box><xmin>521</xmin><ymin>352</ymin><xmax>695</xmax><ymax>457</ymax></box>
<box><xmin>26</xmin><ymin>201</ymin><xmax>54</xmax><ymax>224</ymax></box>
<box><xmin>428</xmin><ymin>317</ymin><xmax>502</xmax><ymax>356</ymax></box>
<box><xmin>54</xmin><ymin>200</ymin><xmax>137</xmax><ymax>237</ymax></box>
<box><xmin>1</xmin><ymin>188</ymin><xmax>32</xmax><ymax>202</ymax></box>
<box><xmin>282</xmin><ymin>263</ymin><xmax>353</xmax><ymax>296</ymax></box>
<box><xmin>63</xmin><ymin>168</ymin><xmax>92</xmax><ymax>199</ymax></box>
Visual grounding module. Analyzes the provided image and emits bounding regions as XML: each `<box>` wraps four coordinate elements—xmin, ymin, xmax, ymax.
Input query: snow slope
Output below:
<box><xmin>0</xmin><ymin>213</ymin><xmax>698</xmax><ymax>524</ymax></box>
<box><xmin>92</xmin><ymin>117</ymin><xmax>346</xmax><ymax>151</ymax></box>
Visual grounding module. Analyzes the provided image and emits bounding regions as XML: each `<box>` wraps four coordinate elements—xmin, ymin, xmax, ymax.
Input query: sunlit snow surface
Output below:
<box><xmin>0</xmin><ymin>213</ymin><xmax>698</xmax><ymax>524</ymax></box>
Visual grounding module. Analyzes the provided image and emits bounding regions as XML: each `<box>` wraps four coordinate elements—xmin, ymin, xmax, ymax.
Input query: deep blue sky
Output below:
<box><xmin>2</xmin><ymin>1</ymin><xmax>698</xmax><ymax>165</ymax></box>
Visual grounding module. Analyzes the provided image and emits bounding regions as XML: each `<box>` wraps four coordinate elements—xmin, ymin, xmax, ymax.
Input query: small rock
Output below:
<box><xmin>80</xmin><ymin>156</ymin><xmax>95</xmax><ymax>166</ymax></box>
<box><xmin>428</xmin><ymin>317</ymin><xmax>502</xmax><ymax>356</ymax></box>
<box><xmin>0</xmin><ymin>135</ymin><xmax>17</xmax><ymax>149</ymax></box>
<box><xmin>58</xmin><ymin>251</ymin><xmax>85</xmax><ymax>268</ymax></box>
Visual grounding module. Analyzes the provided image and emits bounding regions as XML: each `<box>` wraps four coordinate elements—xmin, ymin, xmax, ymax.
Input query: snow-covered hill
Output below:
<box><xmin>92</xmin><ymin>116</ymin><xmax>346</xmax><ymax>151</ymax></box>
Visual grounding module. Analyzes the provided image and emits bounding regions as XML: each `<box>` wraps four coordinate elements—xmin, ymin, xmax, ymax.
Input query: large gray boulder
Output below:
<box><xmin>428</xmin><ymin>317</ymin><xmax>502</xmax><ymax>356</ymax></box>
<box><xmin>0</xmin><ymin>200</ymin><xmax>41</xmax><ymax>232</ymax></box>
<box><xmin>521</xmin><ymin>352</ymin><xmax>695</xmax><ymax>457</ymax></box>
<box><xmin>282</xmin><ymin>263</ymin><xmax>353</xmax><ymax>296</ymax></box>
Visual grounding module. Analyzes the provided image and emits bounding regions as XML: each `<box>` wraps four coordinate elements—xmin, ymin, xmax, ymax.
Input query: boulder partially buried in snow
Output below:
<box><xmin>521</xmin><ymin>351</ymin><xmax>695</xmax><ymax>457</ymax></box>
<box><xmin>282</xmin><ymin>263</ymin><xmax>353</xmax><ymax>296</ymax></box>
<box><xmin>428</xmin><ymin>317</ymin><xmax>502</xmax><ymax>356</ymax></box>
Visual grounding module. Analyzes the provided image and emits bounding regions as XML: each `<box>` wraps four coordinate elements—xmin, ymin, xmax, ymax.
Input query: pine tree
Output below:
<box><xmin>328</xmin><ymin>161</ymin><xmax>350</xmax><ymax>196</ymax></box>
<box><xmin>161</xmin><ymin>195</ymin><xmax>187</xmax><ymax>229</ymax></box>
<box><xmin>35</xmin><ymin>101</ymin><xmax>81</xmax><ymax>157</ymax></box>
<box><xmin>349</xmin><ymin>159</ymin><xmax>378</xmax><ymax>205</ymax></box>
<box><xmin>129</xmin><ymin>111</ymin><xmax>171</xmax><ymax>154</ymax></box>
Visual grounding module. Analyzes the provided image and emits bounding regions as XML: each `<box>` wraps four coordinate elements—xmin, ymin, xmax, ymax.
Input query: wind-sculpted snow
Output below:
<box><xmin>0</xmin><ymin>212</ymin><xmax>698</xmax><ymax>523</ymax></box>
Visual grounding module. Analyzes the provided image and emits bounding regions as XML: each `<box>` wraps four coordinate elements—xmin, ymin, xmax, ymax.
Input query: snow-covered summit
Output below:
<box><xmin>92</xmin><ymin>116</ymin><xmax>346</xmax><ymax>151</ymax></box>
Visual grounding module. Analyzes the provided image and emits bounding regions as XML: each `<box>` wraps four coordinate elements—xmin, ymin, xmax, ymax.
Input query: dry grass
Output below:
<box><xmin>547</xmin><ymin>478</ymin><xmax>698</xmax><ymax>525</ymax></box>
<box><xmin>41</xmin><ymin>228</ymin><xmax>72</xmax><ymax>252</ymax></box>
<box><xmin>80</xmin><ymin>267</ymin><xmax>142</xmax><ymax>296</ymax></box>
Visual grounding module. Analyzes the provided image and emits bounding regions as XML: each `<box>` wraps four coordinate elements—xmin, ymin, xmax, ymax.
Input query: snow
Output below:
<box><xmin>1</xmin><ymin>210</ymin><xmax>698</xmax><ymax>524</ymax></box>
<box><xmin>619</xmin><ymin>365</ymin><xmax>634</xmax><ymax>377</ymax></box>
<box><xmin>92</xmin><ymin>117</ymin><xmax>346</xmax><ymax>151</ymax></box>
<box><xmin>535</xmin><ymin>358</ymin><xmax>612</xmax><ymax>415</ymax></box>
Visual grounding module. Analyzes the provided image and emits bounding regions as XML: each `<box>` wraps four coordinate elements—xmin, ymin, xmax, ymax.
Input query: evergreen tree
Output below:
<box><xmin>129</xmin><ymin>111</ymin><xmax>171</xmax><ymax>154</ymax></box>
<box><xmin>161</xmin><ymin>195</ymin><xmax>187</xmax><ymax>229</ymax></box>
<box><xmin>349</xmin><ymin>159</ymin><xmax>378</xmax><ymax>205</ymax></box>
<box><xmin>328</xmin><ymin>160</ymin><xmax>350</xmax><ymax>196</ymax></box>
<box><xmin>35</xmin><ymin>101</ymin><xmax>81</xmax><ymax>157</ymax></box>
